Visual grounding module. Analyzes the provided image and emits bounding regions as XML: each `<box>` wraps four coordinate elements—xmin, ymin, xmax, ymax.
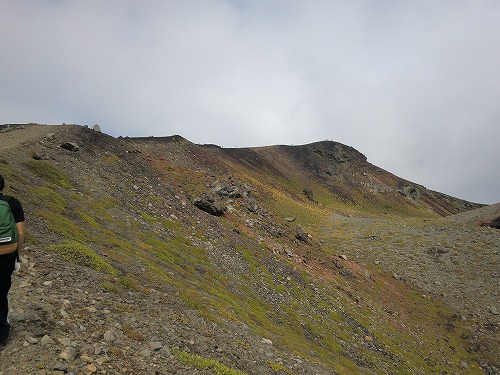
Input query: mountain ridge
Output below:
<box><xmin>0</xmin><ymin>123</ymin><xmax>498</xmax><ymax>374</ymax></box>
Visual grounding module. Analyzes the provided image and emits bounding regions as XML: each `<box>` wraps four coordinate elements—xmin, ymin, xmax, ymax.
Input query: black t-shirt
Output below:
<box><xmin>0</xmin><ymin>193</ymin><xmax>25</xmax><ymax>223</ymax></box>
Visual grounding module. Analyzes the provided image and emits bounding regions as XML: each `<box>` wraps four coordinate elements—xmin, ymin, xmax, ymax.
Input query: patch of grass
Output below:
<box><xmin>267</xmin><ymin>361</ymin><xmax>292</xmax><ymax>374</ymax></box>
<box><xmin>102</xmin><ymin>281</ymin><xmax>121</xmax><ymax>294</ymax></box>
<box><xmin>23</xmin><ymin>159</ymin><xmax>73</xmax><ymax>188</ymax></box>
<box><xmin>122</xmin><ymin>322</ymin><xmax>147</xmax><ymax>342</ymax></box>
<box><xmin>77</xmin><ymin>210</ymin><xmax>100</xmax><ymax>227</ymax></box>
<box><xmin>103</xmin><ymin>153</ymin><xmax>119</xmax><ymax>163</ymax></box>
<box><xmin>146</xmin><ymin>234</ymin><xmax>208</xmax><ymax>276</ymax></box>
<box><xmin>88</xmin><ymin>196</ymin><xmax>119</xmax><ymax>210</ymax></box>
<box><xmin>160</xmin><ymin>217</ymin><xmax>183</xmax><ymax>231</ymax></box>
<box><xmin>118</xmin><ymin>275</ymin><xmax>140</xmax><ymax>291</ymax></box>
<box><xmin>31</xmin><ymin>187</ymin><xmax>67</xmax><ymax>213</ymax></box>
<box><xmin>140</xmin><ymin>212</ymin><xmax>156</xmax><ymax>224</ymax></box>
<box><xmin>49</xmin><ymin>240</ymin><xmax>118</xmax><ymax>275</ymax></box>
<box><xmin>173</xmin><ymin>349</ymin><xmax>247</xmax><ymax>375</ymax></box>
<box><xmin>37</xmin><ymin>210</ymin><xmax>87</xmax><ymax>242</ymax></box>
<box><xmin>0</xmin><ymin>162</ymin><xmax>27</xmax><ymax>188</ymax></box>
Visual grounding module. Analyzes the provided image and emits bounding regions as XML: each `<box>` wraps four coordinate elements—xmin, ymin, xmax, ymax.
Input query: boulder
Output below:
<box><xmin>295</xmin><ymin>225</ymin><xmax>309</xmax><ymax>243</ymax></box>
<box><xmin>60</xmin><ymin>142</ymin><xmax>80</xmax><ymax>152</ymax></box>
<box><xmin>402</xmin><ymin>186</ymin><xmax>420</xmax><ymax>201</ymax></box>
<box><xmin>192</xmin><ymin>195</ymin><xmax>226</xmax><ymax>216</ymax></box>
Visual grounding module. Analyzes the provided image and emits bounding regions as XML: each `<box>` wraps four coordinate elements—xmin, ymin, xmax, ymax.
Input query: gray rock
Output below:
<box><xmin>103</xmin><ymin>330</ymin><xmax>115</xmax><ymax>342</ymax></box>
<box><xmin>161</xmin><ymin>346</ymin><xmax>171</xmax><ymax>356</ymax></box>
<box><xmin>295</xmin><ymin>225</ymin><xmax>309</xmax><ymax>243</ymax></box>
<box><xmin>261</xmin><ymin>338</ymin><xmax>273</xmax><ymax>345</ymax></box>
<box><xmin>53</xmin><ymin>362</ymin><xmax>68</xmax><ymax>372</ymax></box>
<box><xmin>60</xmin><ymin>142</ymin><xmax>80</xmax><ymax>152</ymax></box>
<box><xmin>192</xmin><ymin>195</ymin><xmax>226</xmax><ymax>216</ymax></box>
<box><xmin>303</xmin><ymin>188</ymin><xmax>315</xmax><ymax>202</ymax></box>
<box><xmin>59</xmin><ymin>346</ymin><xmax>77</xmax><ymax>361</ymax></box>
<box><xmin>40</xmin><ymin>335</ymin><xmax>55</xmax><ymax>345</ymax></box>
<box><xmin>245</xmin><ymin>197</ymin><xmax>259</xmax><ymax>213</ymax></box>
<box><xmin>58</xmin><ymin>337</ymin><xmax>72</xmax><ymax>346</ymax></box>
<box><xmin>149</xmin><ymin>341</ymin><xmax>163</xmax><ymax>351</ymax></box>
<box><xmin>401</xmin><ymin>185</ymin><xmax>420</xmax><ymax>201</ymax></box>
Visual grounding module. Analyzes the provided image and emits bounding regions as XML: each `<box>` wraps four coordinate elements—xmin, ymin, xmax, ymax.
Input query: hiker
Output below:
<box><xmin>0</xmin><ymin>175</ymin><xmax>25</xmax><ymax>346</ymax></box>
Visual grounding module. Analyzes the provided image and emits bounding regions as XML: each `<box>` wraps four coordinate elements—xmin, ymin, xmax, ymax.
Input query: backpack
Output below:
<box><xmin>0</xmin><ymin>197</ymin><xmax>17</xmax><ymax>245</ymax></box>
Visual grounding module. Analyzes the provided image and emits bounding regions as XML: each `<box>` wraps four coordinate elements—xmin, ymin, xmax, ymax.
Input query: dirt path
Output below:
<box><xmin>0</xmin><ymin>124</ymin><xmax>59</xmax><ymax>152</ymax></box>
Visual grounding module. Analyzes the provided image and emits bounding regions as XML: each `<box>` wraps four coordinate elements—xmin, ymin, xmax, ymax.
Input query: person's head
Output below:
<box><xmin>0</xmin><ymin>175</ymin><xmax>4</xmax><ymax>191</ymax></box>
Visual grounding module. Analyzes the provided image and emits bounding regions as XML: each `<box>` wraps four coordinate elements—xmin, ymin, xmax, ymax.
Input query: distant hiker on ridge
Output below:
<box><xmin>0</xmin><ymin>175</ymin><xmax>25</xmax><ymax>346</ymax></box>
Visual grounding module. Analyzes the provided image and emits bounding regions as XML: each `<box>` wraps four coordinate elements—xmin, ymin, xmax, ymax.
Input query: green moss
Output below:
<box><xmin>37</xmin><ymin>210</ymin><xmax>87</xmax><ymax>241</ymax></box>
<box><xmin>0</xmin><ymin>162</ymin><xmax>27</xmax><ymax>188</ymax></box>
<box><xmin>267</xmin><ymin>361</ymin><xmax>292</xmax><ymax>374</ymax></box>
<box><xmin>173</xmin><ymin>349</ymin><xmax>247</xmax><ymax>375</ymax></box>
<box><xmin>86</xmin><ymin>197</ymin><xmax>118</xmax><ymax>222</ymax></box>
<box><xmin>49</xmin><ymin>240</ymin><xmax>118</xmax><ymax>275</ymax></box>
<box><xmin>31</xmin><ymin>187</ymin><xmax>67</xmax><ymax>213</ymax></box>
<box><xmin>160</xmin><ymin>217</ymin><xmax>183</xmax><ymax>231</ymax></box>
<box><xmin>23</xmin><ymin>159</ymin><xmax>73</xmax><ymax>188</ymax></box>
<box><xmin>102</xmin><ymin>281</ymin><xmax>121</xmax><ymax>294</ymax></box>
<box><xmin>146</xmin><ymin>234</ymin><xmax>207</xmax><ymax>276</ymax></box>
<box><xmin>119</xmin><ymin>275</ymin><xmax>140</xmax><ymax>291</ymax></box>
<box><xmin>103</xmin><ymin>154</ymin><xmax>119</xmax><ymax>163</ymax></box>
<box><xmin>77</xmin><ymin>210</ymin><xmax>100</xmax><ymax>227</ymax></box>
<box><xmin>140</xmin><ymin>212</ymin><xmax>156</xmax><ymax>224</ymax></box>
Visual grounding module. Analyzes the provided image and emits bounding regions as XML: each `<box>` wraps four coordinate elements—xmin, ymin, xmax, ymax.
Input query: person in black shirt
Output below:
<box><xmin>0</xmin><ymin>175</ymin><xmax>25</xmax><ymax>346</ymax></box>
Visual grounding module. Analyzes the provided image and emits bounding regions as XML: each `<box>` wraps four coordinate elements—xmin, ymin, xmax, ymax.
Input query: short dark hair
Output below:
<box><xmin>0</xmin><ymin>175</ymin><xmax>4</xmax><ymax>191</ymax></box>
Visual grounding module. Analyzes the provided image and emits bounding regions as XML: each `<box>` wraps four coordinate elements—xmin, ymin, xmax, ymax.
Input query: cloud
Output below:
<box><xmin>0</xmin><ymin>0</ymin><xmax>499</xmax><ymax>203</ymax></box>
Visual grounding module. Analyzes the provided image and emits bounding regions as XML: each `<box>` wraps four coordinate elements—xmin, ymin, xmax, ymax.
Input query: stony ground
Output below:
<box><xmin>1</xmin><ymin>123</ymin><xmax>499</xmax><ymax>374</ymax></box>
<box><xmin>3</xmin><ymin>247</ymin><xmax>328</xmax><ymax>375</ymax></box>
<box><xmin>318</xmin><ymin>214</ymin><xmax>500</xmax><ymax>368</ymax></box>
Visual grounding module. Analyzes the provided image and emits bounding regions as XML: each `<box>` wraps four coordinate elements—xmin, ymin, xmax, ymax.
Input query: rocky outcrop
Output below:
<box><xmin>60</xmin><ymin>142</ymin><xmax>80</xmax><ymax>152</ymax></box>
<box><xmin>191</xmin><ymin>194</ymin><xmax>226</xmax><ymax>216</ymax></box>
<box><xmin>192</xmin><ymin>178</ymin><xmax>257</xmax><ymax>216</ymax></box>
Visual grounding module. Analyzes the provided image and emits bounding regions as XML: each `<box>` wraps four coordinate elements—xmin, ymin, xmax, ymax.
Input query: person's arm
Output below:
<box><xmin>16</xmin><ymin>221</ymin><xmax>25</xmax><ymax>254</ymax></box>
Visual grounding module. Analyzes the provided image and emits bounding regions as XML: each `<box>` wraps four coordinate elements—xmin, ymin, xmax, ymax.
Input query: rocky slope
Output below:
<box><xmin>0</xmin><ymin>123</ymin><xmax>498</xmax><ymax>374</ymax></box>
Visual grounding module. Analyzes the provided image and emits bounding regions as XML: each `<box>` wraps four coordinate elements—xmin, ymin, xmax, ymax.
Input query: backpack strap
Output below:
<box><xmin>5</xmin><ymin>197</ymin><xmax>21</xmax><ymax>262</ymax></box>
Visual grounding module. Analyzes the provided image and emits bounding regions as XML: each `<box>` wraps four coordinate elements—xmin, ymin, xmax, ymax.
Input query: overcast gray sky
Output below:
<box><xmin>1</xmin><ymin>1</ymin><xmax>499</xmax><ymax>204</ymax></box>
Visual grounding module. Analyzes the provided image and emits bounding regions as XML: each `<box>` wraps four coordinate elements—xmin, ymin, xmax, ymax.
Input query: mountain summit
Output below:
<box><xmin>0</xmin><ymin>123</ymin><xmax>498</xmax><ymax>374</ymax></box>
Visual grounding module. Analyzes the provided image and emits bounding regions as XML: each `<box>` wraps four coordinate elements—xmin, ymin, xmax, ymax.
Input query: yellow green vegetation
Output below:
<box><xmin>101</xmin><ymin>281</ymin><xmax>121</xmax><ymax>294</ymax></box>
<box><xmin>78</xmin><ymin>210</ymin><xmax>100</xmax><ymax>227</ymax></box>
<box><xmin>0</xmin><ymin>162</ymin><xmax>27</xmax><ymax>187</ymax></box>
<box><xmin>23</xmin><ymin>159</ymin><xmax>73</xmax><ymax>188</ymax></box>
<box><xmin>267</xmin><ymin>361</ymin><xmax>292</xmax><ymax>374</ymax></box>
<box><xmin>31</xmin><ymin>187</ymin><xmax>67</xmax><ymax>213</ymax></box>
<box><xmin>37</xmin><ymin>210</ymin><xmax>88</xmax><ymax>242</ymax></box>
<box><xmin>9</xmin><ymin>132</ymin><xmax>488</xmax><ymax>374</ymax></box>
<box><xmin>173</xmin><ymin>349</ymin><xmax>247</xmax><ymax>375</ymax></box>
<box><xmin>49</xmin><ymin>240</ymin><xmax>118</xmax><ymax>275</ymax></box>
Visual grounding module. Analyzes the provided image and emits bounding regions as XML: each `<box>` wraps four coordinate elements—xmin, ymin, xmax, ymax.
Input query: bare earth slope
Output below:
<box><xmin>0</xmin><ymin>124</ymin><xmax>498</xmax><ymax>374</ymax></box>
<box><xmin>442</xmin><ymin>202</ymin><xmax>500</xmax><ymax>228</ymax></box>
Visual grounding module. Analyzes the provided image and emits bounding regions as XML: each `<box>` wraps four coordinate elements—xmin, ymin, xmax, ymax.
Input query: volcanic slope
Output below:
<box><xmin>0</xmin><ymin>123</ymin><xmax>498</xmax><ymax>374</ymax></box>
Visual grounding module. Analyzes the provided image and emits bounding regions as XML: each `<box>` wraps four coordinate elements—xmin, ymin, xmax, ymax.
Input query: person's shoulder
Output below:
<box><xmin>0</xmin><ymin>195</ymin><xmax>21</xmax><ymax>205</ymax></box>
